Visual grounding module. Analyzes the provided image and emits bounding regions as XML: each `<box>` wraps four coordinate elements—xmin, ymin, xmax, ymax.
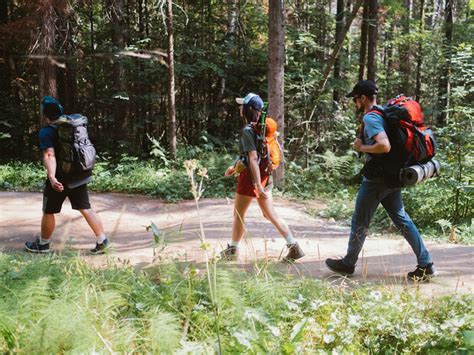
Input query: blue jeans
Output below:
<box><xmin>342</xmin><ymin>179</ymin><xmax>432</xmax><ymax>267</ymax></box>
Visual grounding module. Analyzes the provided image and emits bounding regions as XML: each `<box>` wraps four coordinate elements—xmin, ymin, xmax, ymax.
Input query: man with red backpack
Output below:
<box><xmin>325</xmin><ymin>80</ymin><xmax>436</xmax><ymax>281</ymax></box>
<box><xmin>24</xmin><ymin>96</ymin><xmax>108</xmax><ymax>254</ymax></box>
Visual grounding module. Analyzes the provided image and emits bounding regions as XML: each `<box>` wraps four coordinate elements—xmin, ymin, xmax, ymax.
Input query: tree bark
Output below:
<box><xmin>268</xmin><ymin>0</ymin><xmax>285</xmax><ymax>186</ymax></box>
<box><xmin>38</xmin><ymin>0</ymin><xmax>58</xmax><ymax>125</ymax></box>
<box><xmin>358</xmin><ymin>0</ymin><xmax>369</xmax><ymax>81</ymax></box>
<box><xmin>333</xmin><ymin>0</ymin><xmax>344</xmax><ymax>103</ymax></box>
<box><xmin>210</xmin><ymin>0</ymin><xmax>238</xmax><ymax>135</ymax></box>
<box><xmin>415</xmin><ymin>0</ymin><xmax>425</xmax><ymax>102</ymax></box>
<box><xmin>367</xmin><ymin>0</ymin><xmax>378</xmax><ymax>81</ymax></box>
<box><xmin>217</xmin><ymin>0</ymin><xmax>238</xmax><ymax>103</ymax></box>
<box><xmin>57</xmin><ymin>3</ymin><xmax>77</xmax><ymax>113</ymax></box>
<box><xmin>384</xmin><ymin>21</ymin><xmax>394</xmax><ymax>100</ymax></box>
<box><xmin>108</xmin><ymin>0</ymin><xmax>129</xmax><ymax>141</ymax></box>
<box><xmin>315</xmin><ymin>0</ymin><xmax>365</xmax><ymax>99</ymax></box>
<box><xmin>0</xmin><ymin>0</ymin><xmax>7</xmax><ymax>24</ymax></box>
<box><xmin>166</xmin><ymin>0</ymin><xmax>177</xmax><ymax>160</ymax></box>
<box><xmin>400</xmin><ymin>0</ymin><xmax>412</xmax><ymax>94</ymax></box>
<box><xmin>437</xmin><ymin>0</ymin><xmax>453</xmax><ymax>125</ymax></box>
<box><xmin>0</xmin><ymin>0</ymin><xmax>9</xmax><ymax>95</ymax></box>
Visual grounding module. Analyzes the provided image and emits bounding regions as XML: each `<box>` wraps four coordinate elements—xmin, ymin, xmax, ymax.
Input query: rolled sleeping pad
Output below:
<box><xmin>401</xmin><ymin>159</ymin><xmax>441</xmax><ymax>186</ymax></box>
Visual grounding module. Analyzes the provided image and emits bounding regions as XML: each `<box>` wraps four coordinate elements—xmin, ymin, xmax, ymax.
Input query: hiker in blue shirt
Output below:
<box><xmin>325</xmin><ymin>80</ymin><xmax>436</xmax><ymax>281</ymax></box>
<box><xmin>25</xmin><ymin>96</ymin><xmax>109</xmax><ymax>254</ymax></box>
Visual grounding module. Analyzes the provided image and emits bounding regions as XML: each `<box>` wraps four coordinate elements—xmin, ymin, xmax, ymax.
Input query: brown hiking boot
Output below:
<box><xmin>282</xmin><ymin>242</ymin><xmax>305</xmax><ymax>263</ymax></box>
<box><xmin>220</xmin><ymin>244</ymin><xmax>239</xmax><ymax>260</ymax></box>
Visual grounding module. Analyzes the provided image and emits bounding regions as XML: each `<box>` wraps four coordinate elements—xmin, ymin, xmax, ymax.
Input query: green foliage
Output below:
<box><xmin>0</xmin><ymin>162</ymin><xmax>46</xmax><ymax>191</ymax></box>
<box><xmin>0</xmin><ymin>253</ymin><xmax>472</xmax><ymax>352</ymax></box>
<box><xmin>1</xmin><ymin>143</ymin><xmax>472</xmax><ymax>243</ymax></box>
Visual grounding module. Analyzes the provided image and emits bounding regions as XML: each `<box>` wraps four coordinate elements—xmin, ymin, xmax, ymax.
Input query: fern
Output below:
<box><xmin>147</xmin><ymin>308</ymin><xmax>182</xmax><ymax>353</ymax></box>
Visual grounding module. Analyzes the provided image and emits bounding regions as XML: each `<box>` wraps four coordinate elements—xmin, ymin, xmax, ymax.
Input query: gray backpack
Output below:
<box><xmin>53</xmin><ymin>114</ymin><xmax>96</xmax><ymax>174</ymax></box>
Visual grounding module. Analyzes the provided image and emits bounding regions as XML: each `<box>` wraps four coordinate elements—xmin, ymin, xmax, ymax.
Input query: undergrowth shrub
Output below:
<box><xmin>0</xmin><ymin>253</ymin><xmax>472</xmax><ymax>353</ymax></box>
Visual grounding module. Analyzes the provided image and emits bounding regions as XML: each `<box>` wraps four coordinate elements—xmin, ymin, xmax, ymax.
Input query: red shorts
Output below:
<box><xmin>236</xmin><ymin>168</ymin><xmax>271</xmax><ymax>197</ymax></box>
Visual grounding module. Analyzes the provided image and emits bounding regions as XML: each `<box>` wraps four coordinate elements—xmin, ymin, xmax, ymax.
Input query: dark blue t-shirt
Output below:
<box><xmin>38</xmin><ymin>125</ymin><xmax>58</xmax><ymax>151</ymax></box>
<box><xmin>38</xmin><ymin>124</ymin><xmax>92</xmax><ymax>188</ymax></box>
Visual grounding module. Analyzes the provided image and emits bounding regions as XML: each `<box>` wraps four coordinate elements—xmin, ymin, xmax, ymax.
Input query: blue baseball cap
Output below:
<box><xmin>235</xmin><ymin>93</ymin><xmax>264</xmax><ymax>111</ymax></box>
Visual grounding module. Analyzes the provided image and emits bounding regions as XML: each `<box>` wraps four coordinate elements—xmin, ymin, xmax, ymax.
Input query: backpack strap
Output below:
<box><xmin>366</xmin><ymin>105</ymin><xmax>385</xmax><ymax>117</ymax></box>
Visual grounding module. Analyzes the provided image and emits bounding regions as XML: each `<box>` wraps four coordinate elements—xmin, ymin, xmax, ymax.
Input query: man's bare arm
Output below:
<box><xmin>43</xmin><ymin>148</ymin><xmax>64</xmax><ymax>192</ymax></box>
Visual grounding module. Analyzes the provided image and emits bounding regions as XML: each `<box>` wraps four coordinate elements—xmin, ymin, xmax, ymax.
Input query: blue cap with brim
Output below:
<box><xmin>235</xmin><ymin>93</ymin><xmax>264</xmax><ymax>111</ymax></box>
<box><xmin>41</xmin><ymin>96</ymin><xmax>64</xmax><ymax>119</ymax></box>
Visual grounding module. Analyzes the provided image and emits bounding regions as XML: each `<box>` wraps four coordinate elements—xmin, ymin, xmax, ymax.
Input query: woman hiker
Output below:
<box><xmin>220</xmin><ymin>93</ymin><xmax>305</xmax><ymax>263</ymax></box>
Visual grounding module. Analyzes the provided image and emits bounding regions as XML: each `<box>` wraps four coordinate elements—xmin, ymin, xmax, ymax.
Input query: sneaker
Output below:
<box><xmin>25</xmin><ymin>237</ymin><xmax>51</xmax><ymax>254</ymax></box>
<box><xmin>325</xmin><ymin>258</ymin><xmax>355</xmax><ymax>276</ymax></box>
<box><xmin>90</xmin><ymin>238</ymin><xmax>109</xmax><ymax>255</ymax></box>
<box><xmin>407</xmin><ymin>263</ymin><xmax>437</xmax><ymax>282</ymax></box>
<box><xmin>282</xmin><ymin>242</ymin><xmax>305</xmax><ymax>263</ymax></box>
<box><xmin>220</xmin><ymin>244</ymin><xmax>239</xmax><ymax>260</ymax></box>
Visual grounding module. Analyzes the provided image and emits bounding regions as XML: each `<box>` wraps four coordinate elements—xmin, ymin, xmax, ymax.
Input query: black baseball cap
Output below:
<box><xmin>345</xmin><ymin>80</ymin><xmax>378</xmax><ymax>98</ymax></box>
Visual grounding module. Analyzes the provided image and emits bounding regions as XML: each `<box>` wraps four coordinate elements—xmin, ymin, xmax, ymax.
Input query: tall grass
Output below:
<box><xmin>0</xmin><ymin>252</ymin><xmax>472</xmax><ymax>353</ymax></box>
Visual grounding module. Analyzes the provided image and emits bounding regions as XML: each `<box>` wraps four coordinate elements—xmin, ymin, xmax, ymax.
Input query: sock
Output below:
<box><xmin>284</xmin><ymin>234</ymin><xmax>296</xmax><ymax>246</ymax></box>
<box><xmin>230</xmin><ymin>240</ymin><xmax>240</xmax><ymax>248</ymax></box>
<box><xmin>39</xmin><ymin>237</ymin><xmax>50</xmax><ymax>245</ymax></box>
<box><xmin>96</xmin><ymin>234</ymin><xmax>107</xmax><ymax>244</ymax></box>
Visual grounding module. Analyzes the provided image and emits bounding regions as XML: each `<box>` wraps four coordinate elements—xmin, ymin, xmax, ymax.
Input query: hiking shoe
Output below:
<box><xmin>325</xmin><ymin>258</ymin><xmax>355</xmax><ymax>276</ymax></box>
<box><xmin>90</xmin><ymin>238</ymin><xmax>109</xmax><ymax>255</ymax></box>
<box><xmin>25</xmin><ymin>237</ymin><xmax>51</xmax><ymax>254</ymax></box>
<box><xmin>407</xmin><ymin>263</ymin><xmax>437</xmax><ymax>282</ymax></box>
<box><xmin>282</xmin><ymin>242</ymin><xmax>305</xmax><ymax>263</ymax></box>
<box><xmin>220</xmin><ymin>244</ymin><xmax>239</xmax><ymax>260</ymax></box>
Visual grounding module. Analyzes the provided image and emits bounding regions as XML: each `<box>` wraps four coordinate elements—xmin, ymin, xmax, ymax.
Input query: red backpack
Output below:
<box><xmin>363</xmin><ymin>95</ymin><xmax>437</xmax><ymax>187</ymax></box>
<box><xmin>383</xmin><ymin>95</ymin><xmax>436</xmax><ymax>164</ymax></box>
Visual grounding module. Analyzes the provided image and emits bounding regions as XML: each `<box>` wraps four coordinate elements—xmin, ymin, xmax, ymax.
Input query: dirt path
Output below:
<box><xmin>1</xmin><ymin>191</ymin><xmax>472</xmax><ymax>296</ymax></box>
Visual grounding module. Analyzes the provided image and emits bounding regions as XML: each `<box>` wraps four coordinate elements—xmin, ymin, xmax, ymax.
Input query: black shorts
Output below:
<box><xmin>43</xmin><ymin>180</ymin><xmax>91</xmax><ymax>214</ymax></box>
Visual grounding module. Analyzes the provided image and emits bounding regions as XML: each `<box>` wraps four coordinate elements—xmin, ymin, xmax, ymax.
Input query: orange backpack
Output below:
<box><xmin>253</xmin><ymin>117</ymin><xmax>283</xmax><ymax>173</ymax></box>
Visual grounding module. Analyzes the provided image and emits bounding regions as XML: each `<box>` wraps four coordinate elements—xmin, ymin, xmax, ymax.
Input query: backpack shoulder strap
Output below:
<box><xmin>366</xmin><ymin>105</ymin><xmax>385</xmax><ymax>118</ymax></box>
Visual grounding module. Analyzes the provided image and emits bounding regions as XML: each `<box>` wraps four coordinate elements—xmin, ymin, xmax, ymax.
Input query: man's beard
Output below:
<box><xmin>355</xmin><ymin>106</ymin><xmax>364</xmax><ymax>115</ymax></box>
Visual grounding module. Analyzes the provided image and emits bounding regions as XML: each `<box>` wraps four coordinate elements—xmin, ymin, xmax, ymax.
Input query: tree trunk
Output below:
<box><xmin>0</xmin><ymin>0</ymin><xmax>7</xmax><ymax>24</ymax></box>
<box><xmin>437</xmin><ymin>0</ymin><xmax>453</xmax><ymax>125</ymax></box>
<box><xmin>166</xmin><ymin>0</ymin><xmax>177</xmax><ymax>160</ymax></box>
<box><xmin>400</xmin><ymin>0</ymin><xmax>412</xmax><ymax>94</ymax></box>
<box><xmin>57</xmin><ymin>3</ymin><xmax>77</xmax><ymax>113</ymax></box>
<box><xmin>415</xmin><ymin>0</ymin><xmax>425</xmax><ymax>102</ymax></box>
<box><xmin>367</xmin><ymin>0</ymin><xmax>378</xmax><ymax>81</ymax></box>
<box><xmin>210</xmin><ymin>0</ymin><xmax>238</xmax><ymax>135</ymax></box>
<box><xmin>108</xmin><ymin>0</ymin><xmax>129</xmax><ymax>142</ymax></box>
<box><xmin>315</xmin><ymin>0</ymin><xmax>365</xmax><ymax>98</ymax></box>
<box><xmin>358</xmin><ymin>0</ymin><xmax>369</xmax><ymax>81</ymax></box>
<box><xmin>268</xmin><ymin>0</ymin><xmax>285</xmax><ymax>186</ymax></box>
<box><xmin>333</xmin><ymin>0</ymin><xmax>344</xmax><ymax>103</ymax></box>
<box><xmin>0</xmin><ymin>0</ymin><xmax>9</xmax><ymax>96</ymax></box>
<box><xmin>38</xmin><ymin>0</ymin><xmax>57</xmax><ymax>125</ymax></box>
<box><xmin>384</xmin><ymin>21</ymin><xmax>394</xmax><ymax>100</ymax></box>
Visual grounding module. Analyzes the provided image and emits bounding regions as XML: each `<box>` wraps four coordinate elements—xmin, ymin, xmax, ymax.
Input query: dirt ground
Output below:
<box><xmin>1</xmin><ymin>191</ymin><xmax>472</xmax><ymax>297</ymax></box>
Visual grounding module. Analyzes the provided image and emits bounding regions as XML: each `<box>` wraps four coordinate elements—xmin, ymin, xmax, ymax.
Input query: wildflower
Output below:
<box><xmin>440</xmin><ymin>317</ymin><xmax>465</xmax><ymax>332</ymax></box>
<box><xmin>268</xmin><ymin>325</ymin><xmax>281</xmax><ymax>337</ymax></box>
<box><xmin>310</xmin><ymin>299</ymin><xmax>327</xmax><ymax>310</ymax></box>
<box><xmin>369</xmin><ymin>290</ymin><xmax>382</xmax><ymax>301</ymax></box>
<box><xmin>324</xmin><ymin>334</ymin><xmax>335</xmax><ymax>344</ymax></box>
<box><xmin>286</xmin><ymin>301</ymin><xmax>299</xmax><ymax>311</ymax></box>
<box><xmin>330</xmin><ymin>311</ymin><xmax>340</xmax><ymax>324</ymax></box>
<box><xmin>348</xmin><ymin>314</ymin><xmax>361</xmax><ymax>328</ymax></box>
